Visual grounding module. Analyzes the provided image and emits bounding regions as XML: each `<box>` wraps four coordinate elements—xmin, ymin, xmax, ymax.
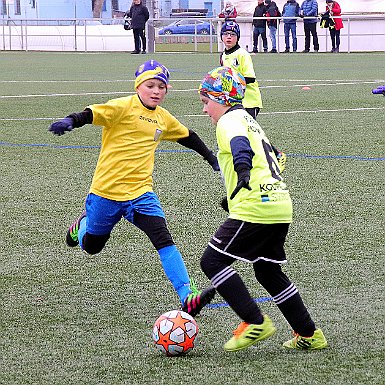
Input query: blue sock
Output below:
<box><xmin>78</xmin><ymin>216</ymin><xmax>87</xmax><ymax>249</ymax></box>
<box><xmin>158</xmin><ymin>245</ymin><xmax>191</xmax><ymax>304</ymax></box>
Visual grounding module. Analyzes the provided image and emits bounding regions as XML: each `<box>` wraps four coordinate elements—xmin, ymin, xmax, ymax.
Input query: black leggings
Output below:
<box><xmin>133</xmin><ymin>28</ymin><xmax>146</xmax><ymax>51</ymax></box>
<box><xmin>329</xmin><ymin>28</ymin><xmax>341</xmax><ymax>49</ymax></box>
<box><xmin>82</xmin><ymin>212</ymin><xmax>174</xmax><ymax>255</ymax></box>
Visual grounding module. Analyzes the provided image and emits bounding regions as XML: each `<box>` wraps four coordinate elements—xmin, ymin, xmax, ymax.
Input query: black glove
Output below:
<box><xmin>49</xmin><ymin>117</ymin><xmax>74</xmax><ymax>136</ymax></box>
<box><xmin>220</xmin><ymin>196</ymin><xmax>229</xmax><ymax>212</ymax></box>
<box><xmin>230</xmin><ymin>167</ymin><xmax>252</xmax><ymax>200</ymax></box>
<box><xmin>205</xmin><ymin>151</ymin><xmax>220</xmax><ymax>172</ymax></box>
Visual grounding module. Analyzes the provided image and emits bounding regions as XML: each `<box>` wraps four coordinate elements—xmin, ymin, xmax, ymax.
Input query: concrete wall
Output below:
<box><xmin>1</xmin><ymin>15</ymin><xmax>384</xmax><ymax>52</ymax></box>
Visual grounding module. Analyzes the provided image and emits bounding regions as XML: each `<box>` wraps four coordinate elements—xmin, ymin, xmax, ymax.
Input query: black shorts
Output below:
<box><xmin>208</xmin><ymin>219</ymin><xmax>289</xmax><ymax>264</ymax></box>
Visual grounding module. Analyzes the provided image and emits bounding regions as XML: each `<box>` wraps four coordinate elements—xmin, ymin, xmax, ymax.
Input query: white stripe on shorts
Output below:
<box><xmin>273</xmin><ymin>283</ymin><xmax>298</xmax><ymax>304</ymax></box>
<box><xmin>210</xmin><ymin>266</ymin><xmax>237</xmax><ymax>288</ymax></box>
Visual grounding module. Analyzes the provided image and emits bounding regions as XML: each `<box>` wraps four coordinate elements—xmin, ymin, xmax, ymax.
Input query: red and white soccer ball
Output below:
<box><xmin>152</xmin><ymin>310</ymin><xmax>199</xmax><ymax>356</ymax></box>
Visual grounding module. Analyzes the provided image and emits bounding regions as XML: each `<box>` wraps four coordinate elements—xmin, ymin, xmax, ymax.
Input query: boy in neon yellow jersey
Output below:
<box><xmin>49</xmin><ymin>60</ymin><xmax>217</xmax><ymax>316</ymax></box>
<box><xmin>198</xmin><ymin>66</ymin><xmax>327</xmax><ymax>352</ymax></box>
<box><xmin>220</xmin><ymin>20</ymin><xmax>286</xmax><ymax>172</ymax></box>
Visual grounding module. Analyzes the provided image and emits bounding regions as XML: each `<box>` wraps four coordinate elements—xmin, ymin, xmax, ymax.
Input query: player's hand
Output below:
<box><xmin>205</xmin><ymin>151</ymin><xmax>220</xmax><ymax>172</ymax></box>
<box><xmin>230</xmin><ymin>169</ymin><xmax>252</xmax><ymax>200</ymax></box>
<box><xmin>220</xmin><ymin>196</ymin><xmax>229</xmax><ymax>212</ymax></box>
<box><xmin>210</xmin><ymin>157</ymin><xmax>220</xmax><ymax>172</ymax></box>
<box><xmin>276</xmin><ymin>151</ymin><xmax>287</xmax><ymax>174</ymax></box>
<box><xmin>49</xmin><ymin>117</ymin><xmax>74</xmax><ymax>136</ymax></box>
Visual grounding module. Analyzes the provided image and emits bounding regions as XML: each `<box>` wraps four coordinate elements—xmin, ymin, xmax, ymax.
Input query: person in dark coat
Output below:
<box><xmin>252</xmin><ymin>0</ymin><xmax>268</xmax><ymax>53</ymax></box>
<box><xmin>265</xmin><ymin>0</ymin><xmax>281</xmax><ymax>53</ymax></box>
<box><xmin>125</xmin><ymin>0</ymin><xmax>149</xmax><ymax>54</ymax></box>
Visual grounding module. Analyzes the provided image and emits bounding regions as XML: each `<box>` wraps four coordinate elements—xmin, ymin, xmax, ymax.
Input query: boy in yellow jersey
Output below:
<box><xmin>198</xmin><ymin>66</ymin><xmax>327</xmax><ymax>351</ymax></box>
<box><xmin>220</xmin><ymin>20</ymin><xmax>286</xmax><ymax>172</ymax></box>
<box><xmin>49</xmin><ymin>60</ymin><xmax>216</xmax><ymax>316</ymax></box>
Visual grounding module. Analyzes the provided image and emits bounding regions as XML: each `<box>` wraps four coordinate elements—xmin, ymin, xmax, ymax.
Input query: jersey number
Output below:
<box><xmin>262</xmin><ymin>139</ymin><xmax>282</xmax><ymax>181</ymax></box>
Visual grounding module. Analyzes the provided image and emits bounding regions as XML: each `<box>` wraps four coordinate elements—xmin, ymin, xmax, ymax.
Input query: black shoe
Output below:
<box><xmin>182</xmin><ymin>286</ymin><xmax>216</xmax><ymax>317</ymax></box>
<box><xmin>141</xmin><ymin>50</ymin><xmax>146</xmax><ymax>54</ymax></box>
<box><xmin>314</xmin><ymin>49</ymin><xmax>319</xmax><ymax>52</ymax></box>
<box><xmin>263</xmin><ymin>49</ymin><xmax>268</xmax><ymax>53</ymax></box>
<box><xmin>131</xmin><ymin>50</ymin><xmax>140</xmax><ymax>54</ymax></box>
<box><xmin>335</xmin><ymin>47</ymin><xmax>339</xmax><ymax>53</ymax></box>
<box><xmin>66</xmin><ymin>211</ymin><xmax>86</xmax><ymax>247</ymax></box>
<box><xmin>270</xmin><ymin>49</ymin><xmax>277</xmax><ymax>53</ymax></box>
<box><xmin>302</xmin><ymin>49</ymin><xmax>310</xmax><ymax>53</ymax></box>
<box><xmin>284</xmin><ymin>48</ymin><xmax>290</xmax><ymax>53</ymax></box>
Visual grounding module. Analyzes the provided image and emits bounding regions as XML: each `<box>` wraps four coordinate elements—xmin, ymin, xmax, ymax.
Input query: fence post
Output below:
<box><xmin>347</xmin><ymin>17</ymin><xmax>350</xmax><ymax>53</ymax></box>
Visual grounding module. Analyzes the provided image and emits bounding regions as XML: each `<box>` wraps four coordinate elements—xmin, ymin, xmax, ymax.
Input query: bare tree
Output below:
<box><xmin>93</xmin><ymin>0</ymin><xmax>105</xmax><ymax>18</ymax></box>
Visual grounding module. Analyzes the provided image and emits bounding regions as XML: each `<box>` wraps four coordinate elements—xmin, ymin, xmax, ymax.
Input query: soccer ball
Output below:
<box><xmin>152</xmin><ymin>310</ymin><xmax>199</xmax><ymax>356</ymax></box>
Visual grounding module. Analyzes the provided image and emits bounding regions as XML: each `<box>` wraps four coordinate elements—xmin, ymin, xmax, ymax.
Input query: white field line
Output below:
<box><xmin>0</xmin><ymin>79</ymin><xmax>384</xmax><ymax>83</ymax></box>
<box><xmin>0</xmin><ymin>79</ymin><xmax>384</xmax><ymax>99</ymax></box>
<box><xmin>0</xmin><ymin>106</ymin><xmax>384</xmax><ymax>121</ymax></box>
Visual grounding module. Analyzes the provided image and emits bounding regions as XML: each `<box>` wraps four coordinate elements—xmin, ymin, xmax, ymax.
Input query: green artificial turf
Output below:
<box><xmin>0</xmin><ymin>51</ymin><xmax>384</xmax><ymax>385</ymax></box>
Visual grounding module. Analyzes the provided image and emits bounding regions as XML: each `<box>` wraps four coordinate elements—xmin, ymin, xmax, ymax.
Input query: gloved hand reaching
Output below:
<box><xmin>230</xmin><ymin>166</ymin><xmax>252</xmax><ymax>200</ymax></box>
<box><xmin>49</xmin><ymin>117</ymin><xmax>74</xmax><ymax>136</ymax></box>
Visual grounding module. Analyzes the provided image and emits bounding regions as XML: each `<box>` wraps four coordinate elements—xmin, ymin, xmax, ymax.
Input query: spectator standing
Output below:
<box><xmin>325</xmin><ymin>0</ymin><xmax>343</xmax><ymax>52</ymax></box>
<box><xmin>252</xmin><ymin>0</ymin><xmax>268</xmax><ymax>53</ymax></box>
<box><xmin>125</xmin><ymin>0</ymin><xmax>149</xmax><ymax>54</ymax></box>
<box><xmin>265</xmin><ymin>0</ymin><xmax>281</xmax><ymax>53</ymax></box>
<box><xmin>300</xmin><ymin>0</ymin><xmax>319</xmax><ymax>52</ymax></box>
<box><xmin>219</xmin><ymin>1</ymin><xmax>238</xmax><ymax>20</ymax></box>
<box><xmin>282</xmin><ymin>0</ymin><xmax>300</xmax><ymax>52</ymax></box>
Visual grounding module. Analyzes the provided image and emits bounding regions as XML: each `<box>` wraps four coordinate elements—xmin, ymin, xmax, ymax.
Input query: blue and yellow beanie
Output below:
<box><xmin>199</xmin><ymin>66</ymin><xmax>246</xmax><ymax>106</ymax></box>
<box><xmin>134</xmin><ymin>60</ymin><xmax>170</xmax><ymax>89</ymax></box>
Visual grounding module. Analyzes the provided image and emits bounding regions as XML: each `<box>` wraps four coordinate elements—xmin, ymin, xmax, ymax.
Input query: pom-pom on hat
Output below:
<box><xmin>134</xmin><ymin>60</ymin><xmax>170</xmax><ymax>89</ymax></box>
<box><xmin>199</xmin><ymin>66</ymin><xmax>246</xmax><ymax>106</ymax></box>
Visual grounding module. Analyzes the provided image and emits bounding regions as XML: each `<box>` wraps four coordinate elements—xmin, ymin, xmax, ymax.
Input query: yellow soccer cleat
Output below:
<box><xmin>283</xmin><ymin>328</ymin><xmax>328</xmax><ymax>350</ymax></box>
<box><xmin>224</xmin><ymin>315</ymin><xmax>276</xmax><ymax>352</ymax></box>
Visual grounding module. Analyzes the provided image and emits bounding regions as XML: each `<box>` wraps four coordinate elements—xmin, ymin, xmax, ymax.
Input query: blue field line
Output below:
<box><xmin>207</xmin><ymin>296</ymin><xmax>273</xmax><ymax>309</ymax></box>
<box><xmin>0</xmin><ymin>141</ymin><xmax>384</xmax><ymax>161</ymax></box>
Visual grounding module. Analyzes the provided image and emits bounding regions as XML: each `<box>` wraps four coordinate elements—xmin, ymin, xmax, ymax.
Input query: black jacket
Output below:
<box><xmin>266</xmin><ymin>1</ymin><xmax>281</xmax><ymax>28</ymax></box>
<box><xmin>125</xmin><ymin>3</ymin><xmax>149</xmax><ymax>30</ymax></box>
<box><xmin>253</xmin><ymin>4</ymin><xmax>267</xmax><ymax>27</ymax></box>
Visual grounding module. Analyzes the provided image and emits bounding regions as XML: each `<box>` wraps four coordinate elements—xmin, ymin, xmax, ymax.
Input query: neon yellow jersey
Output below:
<box><xmin>217</xmin><ymin>108</ymin><xmax>292</xmax><ymax>224</ymax></box>
<box><xmin>89</xmin><ymin>94</ymin><xmax>189</xmax><ymax>201</ymax></box>
<box><xmin>221</xmin><ymin>47</ymin><xmax>263</xmax><ymax>109</ymax></box>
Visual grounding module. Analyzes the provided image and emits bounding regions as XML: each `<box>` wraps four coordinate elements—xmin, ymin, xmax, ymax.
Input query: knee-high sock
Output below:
<box><xmin>254</xmin><ymin>261</ymin><xmax>316</xmax><ymax>336</ymax></box>
<box><xmin>201</xmin><ymin>247</ymin><xmax>263</xmax><ymax>324</ymax></box>
<box><xmin>158</xmin><ymin>245</ymin><xmax>191</xmax><ymax>304</ymax></box>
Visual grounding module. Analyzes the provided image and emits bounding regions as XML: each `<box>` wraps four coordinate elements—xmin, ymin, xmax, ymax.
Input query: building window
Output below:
<box><xmin>92</xmin><ymin>0</ymin><xmax>107</xmax><ymax>11</ymax></box>
<box><xmin>1</xmin><ymin>0</ymin><xmax>6</xmax><ymax>15</ymax></box>
<box><xmin>112</xmin><ymin>0</ymin><xmax>119</xmax><ymax>11</ymax></box>
<box><xmin>15</xmin><ymin>0</ymin><xmax>21</xmax><ymax>15</ymax></box>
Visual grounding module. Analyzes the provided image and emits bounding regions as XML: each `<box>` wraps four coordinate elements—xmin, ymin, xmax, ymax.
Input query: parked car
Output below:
<box><xmin>158</xmin><ymin>19</ymin><xmax>215</xmax><ymax>35</ymax></box>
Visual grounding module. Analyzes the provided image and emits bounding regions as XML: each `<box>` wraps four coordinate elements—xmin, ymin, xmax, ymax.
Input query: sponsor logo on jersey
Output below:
<box><xmin>139</xmin><ymin>115</ymin><xmax>158</xmax><ymax>124</ymax></box>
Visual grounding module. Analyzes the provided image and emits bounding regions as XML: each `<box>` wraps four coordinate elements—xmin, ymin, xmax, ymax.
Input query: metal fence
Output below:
<box><xmin>1</xmin><ymin>14</ymin><xmax>384</xmax><ymax>52</ymax></box>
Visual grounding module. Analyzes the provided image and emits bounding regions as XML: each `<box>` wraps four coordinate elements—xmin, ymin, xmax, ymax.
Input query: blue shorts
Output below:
<box><xmin>84</xmin><ymin>192</ymin><xmax>165</xmax><ymax>235</ymax></box>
